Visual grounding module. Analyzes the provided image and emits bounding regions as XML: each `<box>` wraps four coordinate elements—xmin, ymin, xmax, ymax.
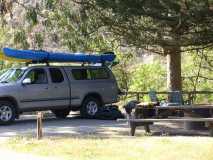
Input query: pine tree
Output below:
<box><xmin>79</xmin><ymin>0</ymin><xmax>213</xmax><ymax>91</ymax></box>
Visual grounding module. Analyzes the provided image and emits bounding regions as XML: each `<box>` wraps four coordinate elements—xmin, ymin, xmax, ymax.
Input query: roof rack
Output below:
<box><xmin>25</xmin><ymin>60</ymin><xmax>115</xmax><ymax>67</ymax></box>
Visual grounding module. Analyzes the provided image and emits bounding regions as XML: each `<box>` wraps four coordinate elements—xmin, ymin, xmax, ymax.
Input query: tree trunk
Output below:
<box><xmin>164</xmin><ymin>46</ymin><xmax>182</xmax><ymax>91</ymax></box>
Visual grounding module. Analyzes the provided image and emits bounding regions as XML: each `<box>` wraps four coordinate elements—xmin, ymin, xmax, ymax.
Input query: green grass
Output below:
<box><xmin>2</xmin><ymin>136</ymin><xmax>213</xmax><ymax>160</ymax></box>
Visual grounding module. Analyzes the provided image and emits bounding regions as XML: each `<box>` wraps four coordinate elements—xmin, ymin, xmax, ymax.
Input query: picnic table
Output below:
<box><xmin>136</xmin><ymin>103</ymin><xmax>213</xmax><ymax>118</ymax></box>
<box><xmin>155</xmin><ymin>104</ymin><xmax>213</xmax><ymax>110</ymax></box>
<box><xmin>119</xmin><ymin>103</ymin><xmax>213</xmax><ymax>136</ymax></box>
<box><xmin>156</xmin><ymin>104</ymin><xmax>213</xmax><ymax>130</ymax></box>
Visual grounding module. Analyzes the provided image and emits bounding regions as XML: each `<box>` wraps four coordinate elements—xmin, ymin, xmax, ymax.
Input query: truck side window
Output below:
<box><xmin>49</xmin><ymin>68</ymin><xmax>64</xmax><ymax>83</ymax></box>
<box><xmin>26</xmin><ymin>68</ymin><xmax>48</xmax><ymax>84</ymax></box>
<box><xmin>90</xmin><ymin>68</ymin><xmax>109</xmax><ymax>79</ymax></box>
<box><xmin>72</xmin><ymin>69</ymin><xmax>90</xmax><ymax>80</ymax></box>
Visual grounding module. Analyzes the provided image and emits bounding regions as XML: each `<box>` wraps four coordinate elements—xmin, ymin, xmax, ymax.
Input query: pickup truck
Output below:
<box><xmin>0</xmin><ymin>65</ymin><xmax>119</xmax><ymax>124</ymax></box>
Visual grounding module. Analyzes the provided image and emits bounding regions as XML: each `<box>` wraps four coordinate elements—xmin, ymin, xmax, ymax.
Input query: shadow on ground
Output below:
<box><xmin>0</xmin><ymin>113</ymin><xmax>210</xmax><ymax>139</ymax></box>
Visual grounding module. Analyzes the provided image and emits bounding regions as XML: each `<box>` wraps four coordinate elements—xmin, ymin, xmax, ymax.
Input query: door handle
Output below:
<box><xmin>44</xmin><ymin>87</ymin><xmax>48</xmax><ymax>90</ymax></box>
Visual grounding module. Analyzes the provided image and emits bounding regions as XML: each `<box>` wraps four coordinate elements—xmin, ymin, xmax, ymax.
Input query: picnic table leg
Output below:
<box><xmin>210</xmin><ymin>128</ymin><xmax>213</xmax><ymax>137</ymax></box>
<box><xmin>144</xmin><ymin>124</ymin><xmax>150</xmax><ymax>133</ymax></box>
<box><xmin>127</xmin><ymin>114</ymin><xmax>136</xmax><ymax>136</ymax></box>
<box><xmin>207</xmin><ymin>123</ymin><xmax>213</xmax><ymax>137</ymax></box>
<box><xmin>155</xmin><ymin>108</ymin><xmax>159</xmax><ymax>118</ymax></box>
<box><xmin>130</xmin><ymin>122</ymin><xmax>136</xmax><ymax>136</ymax></box>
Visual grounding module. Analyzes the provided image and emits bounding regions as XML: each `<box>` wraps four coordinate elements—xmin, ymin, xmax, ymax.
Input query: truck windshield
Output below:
<box><xmin>0</xmin><ymin>69</ymin><xmax>25</xmax><ymax>83</ymax></box>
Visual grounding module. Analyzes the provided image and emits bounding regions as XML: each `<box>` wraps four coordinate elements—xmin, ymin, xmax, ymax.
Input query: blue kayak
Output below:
<box><xmin>3</xmin><ymin>48</ymin><xmax>116</xmax><ymax>63</ymax></box>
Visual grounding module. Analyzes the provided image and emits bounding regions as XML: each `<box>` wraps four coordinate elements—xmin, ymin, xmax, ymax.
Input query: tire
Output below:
<box><xmin>0</xmin><ymin>101</ymin><xmax>16</xmax><ymax>125</ymax></box>
<box><xmin>52</xmin><ymin>109</ymin><xmax>70</xmax><ymax>119</ymax></box>
<box><xmin>80</xmin><ymin>97</ymin><xmax>101</xmax><ymax>119</ymax></box>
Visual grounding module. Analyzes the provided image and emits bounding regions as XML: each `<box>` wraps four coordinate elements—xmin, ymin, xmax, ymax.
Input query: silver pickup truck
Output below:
<box><xmin>0</xmin><ymin>65</ymin><xmax>119</xmax><ymax>124</ymax></box>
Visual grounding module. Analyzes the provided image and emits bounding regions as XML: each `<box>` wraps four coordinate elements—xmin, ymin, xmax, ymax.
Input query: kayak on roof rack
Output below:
<box><xmin>0</xmin><ymin>50</ymin><xmax>31</xmax><ymax>62</ymax></box>
<box><xmin>3</xmin><ymin>48</ymin><xmax>116</xmax><ymax>63</ymax></box>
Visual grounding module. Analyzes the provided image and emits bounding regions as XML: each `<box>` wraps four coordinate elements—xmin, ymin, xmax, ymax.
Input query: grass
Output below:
<box><xmin>2</xmin><ymin>136</ymin><xmax>213</xmax><ymax>160</ymax></box>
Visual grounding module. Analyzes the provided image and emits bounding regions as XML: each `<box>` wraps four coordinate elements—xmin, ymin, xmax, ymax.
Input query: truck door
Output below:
<box><xmin>47</xmin><ymin>67</ymin><xmax>70</xmax><ymax>108</ymax></box>
<box><xmin>89</xmin><ymin>68</ymin><xmax>118</xmax><ymax>103</ymax></box>
<box><xmin>19</xmin><ymin>68</ymin><xmax>51</xmax><ymax>109</ymax></box>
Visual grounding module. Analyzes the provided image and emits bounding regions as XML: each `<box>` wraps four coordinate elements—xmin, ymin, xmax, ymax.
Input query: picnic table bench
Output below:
<box><xmin>118</xmin><ymin>117</ymin><xmax>213</xmax><ymax>136</ymax></box>
<box><xmin>119</xmin><ymin>103</ymin><xmax>213</xmax><ymax>136</ymax></box>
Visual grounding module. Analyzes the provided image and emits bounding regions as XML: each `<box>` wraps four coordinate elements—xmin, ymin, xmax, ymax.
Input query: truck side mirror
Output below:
<box><xmin>22</xmin><ymin>78</ymin><xmax>31</xmax><ymax>85</ymax></box>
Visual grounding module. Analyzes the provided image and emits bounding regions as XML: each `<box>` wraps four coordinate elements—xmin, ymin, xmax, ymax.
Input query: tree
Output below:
<box><xmin>0</xmin><ymin>0</ymin><xmax>115</xmax><ymax>52</ymax></box>
<box><xmin>77</xmin><ymin>0</ymin><xmax>213</xmax><ymax>91</ymax></box>
<box><xmin>1</xmin><ymin>0</ymin><xmax>213</xmax><ymax>92</ymax></box>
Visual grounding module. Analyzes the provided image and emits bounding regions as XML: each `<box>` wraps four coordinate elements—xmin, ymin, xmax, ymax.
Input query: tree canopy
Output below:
<box><xmin>0</xmin><ymin>0</ymin><xmax>213</xmax><ymax>91</ymax></box>
<box><xmin>77</xmin><ymin>0</ymin><xmax>213</xmax><ymax>91</ymax></box>
<box><xmin>79</xmin><ymin>0</ymin><xmax>213</xmax><ymax>51</ymax></box>
<box><xmin>1</xmin><ymin>0</ymin><xmax>213</xmax><ymax>51</ymax></box>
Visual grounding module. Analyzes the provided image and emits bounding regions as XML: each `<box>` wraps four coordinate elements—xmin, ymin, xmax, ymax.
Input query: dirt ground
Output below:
<box><xmin>0</xmin><ymin>112</ymin><xmax>210</xmax><ymax>141</ymax></box>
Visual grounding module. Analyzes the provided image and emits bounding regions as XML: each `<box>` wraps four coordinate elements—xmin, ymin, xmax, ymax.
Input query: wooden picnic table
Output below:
<box><xmin>136</xmin><ymin>103</ymin><xmax>213</xmax><ymax>117</ymax></box>
<box><xmin>125</xmin><ymin>103</ymin><xmax>213</xmax><ymax>136</ymax></box>
<box><xmin>154</xmin><ymin>104</ymin><xmax>213</xmax><ymax>116</ymax></box>
<box><xmin>137</xmin><ymin>102</ymin><xmax>213</xmax><ymax>109</ymax></box>
<box><xmin>155</xmin><ymin>104</ymin><xmax>213</xmax><ymax>110</ymax></box>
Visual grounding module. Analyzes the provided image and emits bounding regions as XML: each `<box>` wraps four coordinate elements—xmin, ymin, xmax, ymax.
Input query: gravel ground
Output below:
<box><xmin>0</xmin><ymin>112</ymin><xmax>210</xmax><ymax>139</ymax></box>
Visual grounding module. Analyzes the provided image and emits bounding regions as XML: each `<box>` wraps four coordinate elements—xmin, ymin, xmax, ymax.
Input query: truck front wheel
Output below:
<box><xmin>0</xmin><ymin>101</ymin><xmax>16</xmax><ymax>125</ymax></box>
<box><xmin>80</xmin><ymin>97</ymin><xmax>101</xmax><ymax>119</ymax></box>
<box><xmin>52</xmin><ymin>109</ymin><xmax>70</xmax><ymax>119</ymax></box>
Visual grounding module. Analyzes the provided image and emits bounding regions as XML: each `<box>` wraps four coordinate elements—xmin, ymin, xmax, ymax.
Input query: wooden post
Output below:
<box><xmin>188</xmin><ymin>92</ymin><xmax>194</xmax><ymax>104</ymax></box>
<box><xmin>37</xmin><ymin>112</ymin><xmax>43</xmax><ymax>140</ymax></box>
<box><xmin>187</xmin><ymin>93</ymin><xmax>191</xmax><ymax>104</ymax></box>
<box><xmin>136</xmin><ymin>93</ymin><xmax>140</xmax><ymax>102</ymax></box>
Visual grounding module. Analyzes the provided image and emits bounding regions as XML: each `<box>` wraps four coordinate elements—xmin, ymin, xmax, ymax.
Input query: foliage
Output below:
<box><xmin>112</xmin><ymin>51</ymin><xmax>134</xmax><ymax>92</ymax></box>
<box><xmin>129</xmin><ymin>61</ymin><xmax>166</xmax><ymax>92</ymax></box>
<box><xmin>44</xmin><ymin>0</ymin><xmax>117</xmax><ymax>52</ymax></box>
<box><xmin>14</xmin><ymin>29</ymin><xmax>29</xmax><ymax>49</ymax></box>
<box><xmin>0</xmin><ymin>0</ymin><xmax>119</xmax><ymax>52</ymax></box>
<box><xmin>182</xmin><ymin>49</ymin><xmax>213</xmax><ymax>102</ymax></box>
<box><xmin>1</xmin><ymin>1</ymin><xmax>213</xmax><ymax>53</ymax></box>
<box><xmin>0</xmin><ymin>1</ymin><xmax>212</xmax><ymax>99</ymax></box>
<box><xmin>83</xmin><ymin>0</ymin><xmax>213</xmax><ymax>51</ymax></box>
<box><xmin>26</xmin><ymin>8</ymin><xmax>38</xmax><ymax>26</ymax></box>
<box><xmin>78</xmin><ymin>0</ymin><xmax>213</xmax><ymax>90</ymax></box>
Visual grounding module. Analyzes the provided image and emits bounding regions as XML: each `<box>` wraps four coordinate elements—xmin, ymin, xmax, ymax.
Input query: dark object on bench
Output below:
<box><xmin>123</xmin><ymin>100</ymin><xmax>139</xmax><ymax>115</ymax></box>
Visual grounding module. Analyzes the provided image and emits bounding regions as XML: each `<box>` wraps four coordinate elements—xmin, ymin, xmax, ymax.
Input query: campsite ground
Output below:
<box><xmin>0</xmin><ymin>113</ymin><xmax>213</xmax><ymax>160</ymax></box>
<box><xmin>0</xmin><ymin>112</ymin><xmax>210</xmax><ymax>139</ymax></box>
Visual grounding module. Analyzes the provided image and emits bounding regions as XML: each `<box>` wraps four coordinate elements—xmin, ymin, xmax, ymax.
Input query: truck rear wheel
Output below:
<box><xmin>80</xmin><ymin>97</ymin><xmax>101</xmax><ymax>119</ymax></box>
<box><xmin>52</xmin><ymin>109</ymin><xmax>70</xmax><ymax>119</ymax></box>
<box><xmin>0</xmin><ymin>101</ymin><xmax>16</xmax><ymax>125</ymax></box>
